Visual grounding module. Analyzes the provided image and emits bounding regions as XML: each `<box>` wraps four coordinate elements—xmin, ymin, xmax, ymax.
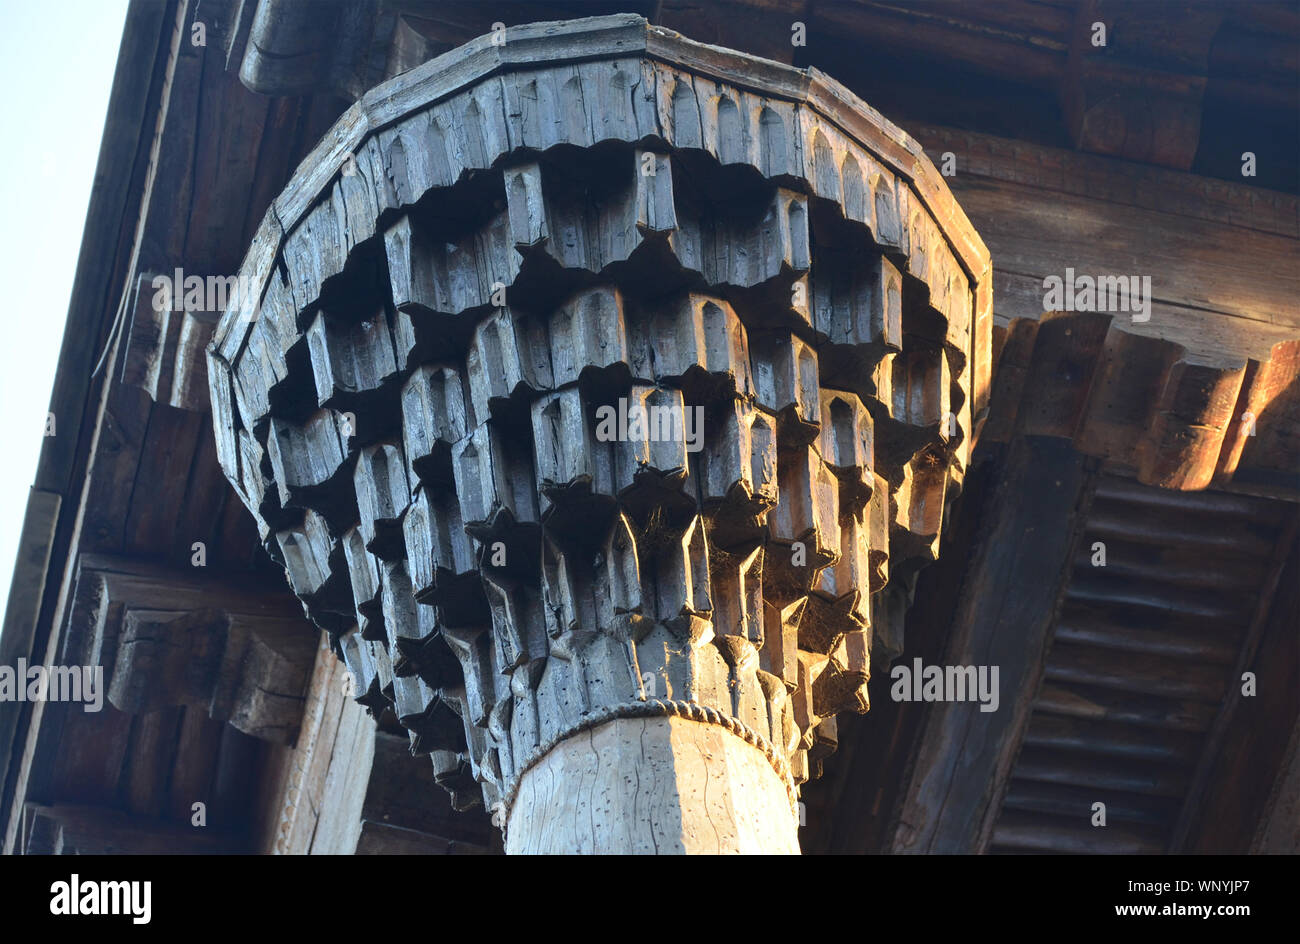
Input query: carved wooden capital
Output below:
<box><xmin>207</xmin><ymin>15</ymin><xmax>990</xmax><ymax>833</ymax></box>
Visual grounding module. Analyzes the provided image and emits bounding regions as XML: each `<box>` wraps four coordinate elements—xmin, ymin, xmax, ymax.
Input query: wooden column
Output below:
<box><xmin>207</xmin><ymin>15</ymin><xmax>989</xmax><ymax>853</ymax></box>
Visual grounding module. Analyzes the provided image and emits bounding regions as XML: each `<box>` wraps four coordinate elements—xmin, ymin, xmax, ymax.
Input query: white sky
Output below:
<box><xmin>0</xmin><ymin>0</ymin><xmax>130</xmax><ymax>621</ymax></box>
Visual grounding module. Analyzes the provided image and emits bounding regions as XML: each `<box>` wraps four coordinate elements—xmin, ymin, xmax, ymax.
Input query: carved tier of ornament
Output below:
<box><xmin>207</xmin><ymin>15</ymin><xmax>991</xmax><ymax>818</ymax></box>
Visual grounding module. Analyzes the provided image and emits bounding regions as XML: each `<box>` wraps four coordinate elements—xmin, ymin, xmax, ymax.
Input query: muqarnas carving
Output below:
<box><xmin>208</xmin><ymin>16</ymin><xmax>989</xmax><ymax>820</ymax></box>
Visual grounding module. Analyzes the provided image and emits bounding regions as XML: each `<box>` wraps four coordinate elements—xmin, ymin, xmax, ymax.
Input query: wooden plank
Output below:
<box><xmin>307</xmin><ymin>691</ymin><xmax>372</xmax><ymax>854</ymax></box>
<box><xmin>121</xmin><ymin>707</ymin><xmax>184</xmax><ymax>817</ymax></box>
<box><xmin>283</xmin><ymin>654</ymin><xmax>349</xmax><ymax>854</ymax></box>
<box><xmin>949</xmin><ymin>177</ymin><xmax>1300</xmax><ymax>346</ymax></box>
<box><xmin>46</xmin><ymin>708</ymin><xmax>134</xmax><ymax>809</ymax></box>
<box><xmin>81</xmin><ymin>389</ymin><xmax>154</xmax><ymax>552</ymax></box>
<box><xmin>122</xmin><ymin>406</ymin><xmax>205</xmax><ymax>555</ymax></box>
<box><xmin>1035</xmin><ymin>682</ymin><xmax>1218</xmax><ymax>733</ymax></box>
<box><xmin>1001</xmin><ymin>780</ymin><xmax>1179</xmax><ymax>829</ymax></box>
<box><xmin>172</xmin><ymin>416</ymin><xmax>252</xmax><ymax>567</ymax></box>
<box><xmin>1022</xmin><ymin>715</ymin><xmax>1201</xmax><ymax>766</ymax></box>
<box><xmin>0</xmin><ymin>489</ymin><xmax>60</xmax><ymax>814</ymax></box>
<box><xmin>1043</xmin><ymin>643</ymin><xmax>1229</xmax><ymax>703</ymax></box>
<box><xmin>209</xmin><ymin>725</ymin><xmax>263</xmax><ymax>832</ymax></box>
<box><xmin>1013</xmin><ymin>748</ymin><xmax>1189</xmax><ymax>798</ymax></box>
<box><xmin>992</xmin><ymin>809</ymin><xmax>1165</xmax><ymax>853</ymax></box>
<box><xmin>166</xmin><ymin>706</ymin><xmax>226</xmax><ymax>823</ymax></box>
<box><xmin>1053</xmin><ymin>608</ymin><xmax>1238</xmax><ymax>663</ymax></box>
<box><xmin>914</xmin><ymin>122</ymin><xmax>1299</xmax><ymax>239</ymax></box>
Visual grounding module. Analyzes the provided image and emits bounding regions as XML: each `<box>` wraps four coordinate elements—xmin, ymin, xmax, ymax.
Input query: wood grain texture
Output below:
<box><xmin>506</xmin><ymin>716</ymin><xmax>799</xmax><ymax>854</ymax></box>
<box><xmin>63</xmin><ymin>554</ymin><xmax>317</xmax><ymax>745</ymax></box>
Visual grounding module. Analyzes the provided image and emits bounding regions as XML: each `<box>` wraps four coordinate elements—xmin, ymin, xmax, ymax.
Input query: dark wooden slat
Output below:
<box><xmin>47</xmin><ymin>710</ymin><xmax>135</xmax><ymax>808</ymax></box>
<box><xmin>1014</xmin><ymin>748</ymin><xmax>1190</xmax><ymax>798</ymax></box>
<box><xmin>1071</xmin><ymin>538</ymin><xmax>1264</xmax><ymax>592</ymax></box>
<box><xmin>1035</xmin><ymin>682</ymin><xmax>1218</xmax><ymax>733</ymax></box>
<box><xmin>992</xmin><ymin>809</ymin><xmax>1166</xmax><ymax>854</ymax></box>
<box><xmin>121</xmin><ymin>708</ymin><xmax>184</xmax><ymax>818</ymax></box>
<box><xmin>814</xmin><ymin>1</ymin><xmax>1065</xmax><ymax>84</ymax></box>
<box><xmin>1093</xmin><ymin>474</ymin><xmax>1283</xmax><ymax>519</ymax></box>
<box><xmin>1064</xmin><ymin>571</ymin><xmax>1252</xmax><ymax>623</ymax></box>
<box><xmin>123</xmin><ymin>406</ymin><xmax>205</xmax><ymax>555</ymax></box>
<box><xmin>1086</xmin><ymin>500</ymin><xmax>1278</xmax><ymax>557</ymax></box>
<box><xmin>1045</xmin><ymin>643</ymin><xmax>1229</xmax><ymax>703</ymax></box>
<box><xmin>166</xmin><ymin>707</ymin><xmax>226</xmax><ymax>823</ymax></box>
<box><xmin>946</xmin><ymin>174</ymin><xmax>1300</xmax><ymax>350</ymax></box>
<box><xmin>82</xmin><ymin>389</ymin><xmax>154</xmax><ymax>552</ymax></box>
<box><xmin>1023</xmin><ymin>715</ymin><xmax>1201</xmax><ymax>765</ymax></box>
<box><xmin>1001</xmin><ymin>779</ymin><xmax>1179</xmax><ymax>829</ymax></box>
<box><xmin>914</xmin><ymin>123</ymin><xmax>1298</xmax><ymax>240</ymax></box>
<box><xmin>1053</xmin><ymin>608</ymin><xmax>1238</xmax><ymax>664</ymax></box>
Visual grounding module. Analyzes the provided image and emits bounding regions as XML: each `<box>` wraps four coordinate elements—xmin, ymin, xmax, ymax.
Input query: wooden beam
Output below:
<box><xmin>1174</xmin><ymin>510</ymin><xmax>1300</xmax><ymax>851</ymax></box>
<box><xmin>889</xmin><ymin>436</ymin><xmax>1093</xmax><ymax>853</ymax></box>
<box><xmin>0</xmin><ymin>489</ymin><xmax>61</xmax><ymax>832</ymax></box>
<box><xmin>1254</xmin><ymin>715</ymin><xmax>1300</xmax><ymax>852</ymax></box>
<box><xmin>22</xmin><ymin>802</ymin><xmax>244</xmax><ymax>854</ymax></box>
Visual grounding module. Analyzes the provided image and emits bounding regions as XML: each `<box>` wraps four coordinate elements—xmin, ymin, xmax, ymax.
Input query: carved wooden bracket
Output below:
<box><xmin>66</xmin><ymin>554</ymin><xmax>317</xmax><ymax>744</ymax></box>
<box><xmin>122</xmin><ymin>274</ymin><xmax>216</xmax><ymax>412</ymax></box>
<box><xmin>1062</xmin><ymin>0</ymin><xmax>1224</xmax><ymax>171</ymax></box>
<box><xmin>206</xmin><ymin>14</ymin><xmax>990</xmax><ymax>839</ymax></box>
<box><xmin>986</xmin><ymin>313</ymin><xmax>1300</xmax><ymax>496</ymax></box>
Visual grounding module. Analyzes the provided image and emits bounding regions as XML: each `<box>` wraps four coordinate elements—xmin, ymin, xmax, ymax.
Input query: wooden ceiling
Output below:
<box><xmin>384</xmin><ymin>0</ymin><xmax>1300</xmax><ymax>191</ymax></box>
<box><xmin>990</xmin><ymin>476</ymin><xmax>1297</xmax><ymax>853</ymax></box>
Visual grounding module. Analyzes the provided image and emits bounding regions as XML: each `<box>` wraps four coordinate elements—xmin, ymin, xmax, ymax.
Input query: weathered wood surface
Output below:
<box><xmin>23</xmin><ymin>802</ymin><xmax>243</xmax><ymax>855</ymax></box>
<box><xmin>262</xmin><ymin>636</ymin><xmax>496</xmax><ymax>854</ymax></box>
<box><xmin>63</xmin><ymin>554</ymin><xmax>317</xmax><ymax>744</ymax></box>
<box><xmin>507</xmin><ymin>716</ymin><xmax>799</xmax><ymax>854</ymax></box>
<box><xmin>1254</xmin><ymin>717</ymin><xmax>1300</xmax><ymax>853</ymax></box>
<box><xmin>1177</xmin><ymin>511</ymin><xmax>1300</xmax><ymax>852</ymax></box>
<box><xmin>0</xmin><ymin>489</ymin><xmax>60</xmax><ymax>829</ymax></box>
<box><xmin>889</xmin><ymin>436</ymin><xmax>1092</xmax><ymax>854</ymax></box>
<box><xmin>914</xmin><ymin>122</ymin><xmax>1299</xmax><ymax>240</ymax></box>
<box><xmin>1063</xmin><ymin>0</ymin><xmax>1222</xmax><ymax>171</ymax></box>
<box><xmin>981</xmin><ymin>314</ymin><xmax>1300</xmax><ymax>495</ymax></box>
<box><xmin>905</xmin><ymin>123</ymin><xmax>1300</xmax><ymax>496</ymax></box>
<box><xmin>206</xmin><ymin>14</ymin><xmax>989</xmax><ymax>847</ymax></box>
<box><xmin>980</xmin><ymin>478</ymin><xmax>1295</xmax><ymax>854</ymax></box>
